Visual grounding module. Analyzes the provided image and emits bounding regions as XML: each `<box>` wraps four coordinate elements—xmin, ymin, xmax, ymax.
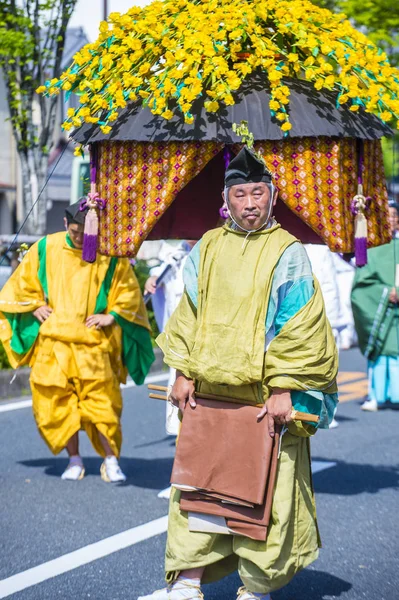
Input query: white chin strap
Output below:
<box><xmin>225</xmin><ymin>184</ymin><xmax>275</xmax><ymax>234</ymax></box>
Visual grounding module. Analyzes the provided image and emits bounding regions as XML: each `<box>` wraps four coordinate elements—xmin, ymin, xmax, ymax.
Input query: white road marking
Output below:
<box><xmin>0</xmin><ymin>515</ymin><xmax>168</xmax><ymax>599</ymax></box>
<box><xmin>121</xmin><ymin>371</ymin><xmax>168</xmax><ymax>389</ymax></box>
<box><xmin>0</xmin><ymin>372</ymin><xmax>168</xmax><ymax>414</ymax></box>
<box><xmin>311</xmin><ymin>460</ymin><xmax>337</xmax><ymax>474</ymax></box>
<box><xmin>0</xmin><ymin>399</ymin><xmax>33</xmax><ymax>413</ymax></box>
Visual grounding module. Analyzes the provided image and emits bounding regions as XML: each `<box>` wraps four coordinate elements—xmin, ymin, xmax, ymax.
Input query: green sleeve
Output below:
<box><xmin>4</xmin><ymin>237</ymin><xmax>47</xmax><ymax>357</ymax></box>
<box><xmin>5</xmin><ymin>312</ymin><xmax>40</xmax><ymax>356</ymax></box>
<box><xmin>110</xmin><ymin>311</ymin><xmax>155</xmax><ymax>385</ymax></box>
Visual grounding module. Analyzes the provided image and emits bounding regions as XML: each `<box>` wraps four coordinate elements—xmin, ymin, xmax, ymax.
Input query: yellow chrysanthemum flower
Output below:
<box><xmin>162</xmin><ymin>109</ymin><xmax>174</xmax><ymax>120</ymax></box>
<box><xmin>100</xmin><ymin>125</ymin><xmax>112</xmax><ymax>134</ymax></box>
<box><xmin>62</xmin><ymin>121</ymin><xmax>73</xmax><ymax>131</ymax></box>
<box><xmin>269</xmin><ymin>99</ymin><xmax>280</xmax><ymax>111</ymax></box>
<box><xmin>36</xmin><ymin>0</ymin><xmax>399</xmax><ymax>135</ymax></box>
<box><xmin>204</xmin><ymin>100</ymin><xmax>220</xmax><ymax>112</ymax></box>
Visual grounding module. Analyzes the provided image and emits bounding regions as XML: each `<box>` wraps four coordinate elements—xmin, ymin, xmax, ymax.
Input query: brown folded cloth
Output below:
<box><xmin>171</xmin><ymin>395</ymin><xmax>281</xmax><ymax>541</ymax></box>
<box><xmin>180</xmin><ymin>429</ymin><xmax>280</xmax><ymax>541</ymax></box>
<box><xmin>186</xmin><ymin>490</ymin><xmax>255</xmax><ymax>508</ymax></box>
<box><xmin>171</xmin><ymin>396</ymin><xmax>274</xmax><ymax>505</ymax></box>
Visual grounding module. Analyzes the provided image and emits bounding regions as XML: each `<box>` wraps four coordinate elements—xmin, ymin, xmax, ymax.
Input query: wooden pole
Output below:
<box><xmin>147</xmin><ymin>385</ymin><xmax>320</xmax><ymax>423</ymax></box>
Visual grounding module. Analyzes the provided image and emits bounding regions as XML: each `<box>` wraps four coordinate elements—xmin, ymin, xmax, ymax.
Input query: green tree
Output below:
<box><xmin>0</xmin><ymin>1</ymin><xmax>77</xmax><ymax>234</ymax></box>
<box><xmin>314</xmin><ymin>0</ymin><xmax>399</xmax><ymax>65</ymax></box>
<box><xmin>381</xmin><ymin>134</ymin><xmax>399</xmax><ymax>181</ymax></box>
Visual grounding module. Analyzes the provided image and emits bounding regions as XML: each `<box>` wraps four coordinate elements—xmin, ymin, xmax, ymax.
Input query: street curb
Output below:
<box><xmin>0</xmin><ymin>348</ymin><xmax>166</xmax><ymax>401</ymax></box>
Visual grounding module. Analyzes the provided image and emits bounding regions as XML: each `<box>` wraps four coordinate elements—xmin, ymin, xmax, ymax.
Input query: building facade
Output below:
<box><xmin>0</xmin><ymin>27</ymin><xmax>89</xmax><ymax>237</ymax></box>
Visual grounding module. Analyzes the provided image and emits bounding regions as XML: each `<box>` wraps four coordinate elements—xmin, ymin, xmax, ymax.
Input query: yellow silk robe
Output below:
<box><xmin>157</xmin><ymin>223</ymin><xmax>338</xmax><ymax>594</ymax></box>
<box><xmin>0</xmin><ymin>232</ymin><xmax>154</xmax><ymax>456</ymax></box>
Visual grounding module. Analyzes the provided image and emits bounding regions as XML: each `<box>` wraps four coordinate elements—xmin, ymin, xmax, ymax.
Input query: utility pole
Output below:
<box><xmin>103</xmin><ymin>0</ymin><xmax>108</xmax><ymax>20</ymax></box>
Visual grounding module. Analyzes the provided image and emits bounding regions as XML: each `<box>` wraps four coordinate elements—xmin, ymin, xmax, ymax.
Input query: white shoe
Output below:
<box><xmin>157</xmin><ymin>485</ymin><xmax>172</xmax><ymax>499</ymax></box>
<box><xmin>361</xmin><ymin>398</ymin><xmax>378</xmax><ymax>412</ymax></box>
<box><xmin>100</xmin><ymin>456</ymin><xmax>126</xmax><ymax>482</ymax></box>
<box><xmin>137</xmin><ymin>581</ymin><xmax>203</xmax><ymax>600</ymax></box>
<box><xmin>237</xmin><ymin>587</ymin><xmax>271</xmax><ymax>600</ymax></box>
<box><xmin>61</xmin><ymin>462</ymin><xmax>85</xmax><ymax>481</ymax></box>
<box><xmin>329</xmin><ymin>418</ymin><xmax>339</xmax><ymax>429</ymax></box>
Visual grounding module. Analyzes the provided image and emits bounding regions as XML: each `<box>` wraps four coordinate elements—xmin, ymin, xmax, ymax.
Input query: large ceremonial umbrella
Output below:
<box><xmin>39</xmin><ymin>0</ymin><xmax>398</xmax><ymax>258</ymax></box>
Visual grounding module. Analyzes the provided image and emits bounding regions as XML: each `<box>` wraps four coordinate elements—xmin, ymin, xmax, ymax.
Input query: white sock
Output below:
<box><xmin>171</xmin><ymin>577</ymin><xmax>201</xmax><ymax>597</ymax></box>
<box><xmin>68</xmin><ymin>455</ymin><xmax>83</xmax><ymax>467</ymax></box>
<box><xmin>175</xmin><ymin>576</ymin><xmax>201</xmax><ymax>587</ymax></box>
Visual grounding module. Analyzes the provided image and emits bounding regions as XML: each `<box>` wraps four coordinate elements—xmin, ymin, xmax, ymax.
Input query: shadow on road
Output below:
<box><xmin>18</xmin><ymin>456</ymin><xmax>174</xmax><ymax>489</ymax></box>
<box><xmin>274</xmin><ymin>568</ymin><xmax>352</xmax><ymax>599</ymax></box>
<box><xmin>312</xmin><ymin>457</ymin><xmax>399</xmax><ymax>495</ymax></box>
<box><xmin>332</xmin><ymin>414</ymin><xmax>357</xmax><ymax>423</ymax></box>
<box><xmin>134</xmin><ymin>435</ymin><xmax>176</xmax><ymax>449</ymax></box>
<box><xmin>202</xmin><ymin>569</ymin><xmax>352</xmax><ymax>600</ymax></box>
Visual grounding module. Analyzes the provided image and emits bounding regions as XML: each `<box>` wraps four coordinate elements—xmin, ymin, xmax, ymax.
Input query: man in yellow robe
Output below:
<box><xmin>0</xmin><ymin>202</ymin><xmax>154</xmax><ymax>482</ymax></box>
<box><xmin>139</xmin><ymin>147</ymin><xmax>338</xmax><ymax>600</ymax></box>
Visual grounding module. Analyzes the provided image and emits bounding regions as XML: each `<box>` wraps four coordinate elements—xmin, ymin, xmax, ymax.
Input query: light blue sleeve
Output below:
<box><xmin>265</xmin><ymin>242</ymin><xmax>314</xmax><ymax>344</ymax></box>
<box><xmin>183</xmin><ymin>239</ymin><xmax>202</xmax><ymax>308</ymax></box>
<box><xmin>265</xmin><ymin>242</ymin><xmax>338</xmax><ymax>429</ymax></box>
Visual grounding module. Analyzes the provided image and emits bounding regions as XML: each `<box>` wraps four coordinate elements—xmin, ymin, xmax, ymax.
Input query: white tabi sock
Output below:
<box><xmin>172</xmin><ymin>577</ymin><xmax>202</xmax><ymax>597</ymax></box>
<box><xmin>237</xmin><ymin>588</ymin><xmax>271</xmax><ymax>600</ymax></box>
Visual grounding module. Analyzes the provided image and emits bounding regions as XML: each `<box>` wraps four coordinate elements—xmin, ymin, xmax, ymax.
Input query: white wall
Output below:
<box><xmin>0</xmin><ymin>73</ymin><xmax>19</xmax><ymax>233</ymax></box>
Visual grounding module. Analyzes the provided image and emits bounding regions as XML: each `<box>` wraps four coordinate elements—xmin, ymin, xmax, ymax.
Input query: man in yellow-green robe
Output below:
<box><xmin>0</xmin><ymin>201</ymin><xmax>154</xmax><ymax>482</ymax></box>
<box><xmin>139</xmin><ymin>147</ymin><xmax>338</xmax><ymax>600</ymax></box>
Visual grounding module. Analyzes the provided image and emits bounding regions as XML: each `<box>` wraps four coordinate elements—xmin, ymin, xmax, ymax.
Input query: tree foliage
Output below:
<box><xmin>0</xmin><ymin>0</ymin><xmax>77</xmax><ymax>233</ymax></box>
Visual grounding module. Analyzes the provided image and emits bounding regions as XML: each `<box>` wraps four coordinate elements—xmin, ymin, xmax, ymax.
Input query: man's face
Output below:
<box><xmin>389</xmin><ymin>207</ymin><xmax>399</xmax><ymax>236</ymax></box>
<box><xmin>224</xmin><ymin>182</ymin><xmax>277</xmax><ymax>231</ymax></box>
<box><xmin>64</xmin><ymin>218</ymin><xmax>84</xmax><ymax>249</ymax></box>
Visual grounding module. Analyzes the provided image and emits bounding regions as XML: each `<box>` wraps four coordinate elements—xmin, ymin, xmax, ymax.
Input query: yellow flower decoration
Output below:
<box><xmin>37</xmin><ymin>0</ymin><xmax>399</xmax><ymax>135</ymax></box>
<box><xmin>162</xmin><ymin>109</ymin><xmax>174</xmax><ymax>120</ymax></box>
<box><xmin>100</xmin><ymin>125</ymin><xmax>112</xmax><ymax>134</ymax></box>
<box><xmin>73</xmin><ymin>145</ymin><xmax>84</xmax><ymax>156</ymax></box>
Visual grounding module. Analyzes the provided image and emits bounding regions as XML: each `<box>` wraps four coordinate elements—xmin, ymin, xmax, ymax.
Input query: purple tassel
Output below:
<box><xmin>80</xmin><ymin>189</ymin><xmax>104</xmax><ymax>263</ymax></box>
<box><xmin>353</xmin><ymin>206</ymin><xmax>368</xmax><ymax>268</ymax></box>
<box><xmin>82</xmin><ymin>233</ymin><xmax>98</xmax><ymax>263</ymax></box>
<box><xmin>82</xmin><ymin>205</ymin><xmax>99</xmax><ymax>263</ymax></box>
<box><xmin>355</xmin><ymin>236</ymin><xmax>367</xmax><ymax>268</ymax></box>
<box><xmin>223</xmin><ymin>146</ymin><xmax>231</xmax><ymax>170</ymax></box>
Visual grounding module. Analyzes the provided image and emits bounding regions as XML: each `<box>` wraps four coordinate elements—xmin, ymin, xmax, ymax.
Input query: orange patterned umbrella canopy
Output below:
<box><xmin>91</xmin><ymin>135</ymin><xmax>389</xmax><ymax>257</ymax></box>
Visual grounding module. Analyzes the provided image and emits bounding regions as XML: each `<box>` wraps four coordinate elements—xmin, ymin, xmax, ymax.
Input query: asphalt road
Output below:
<box><xmin>0</xmin><ymin>349</ymin><xmax>398</xmax><ymax>600</ymax></box>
